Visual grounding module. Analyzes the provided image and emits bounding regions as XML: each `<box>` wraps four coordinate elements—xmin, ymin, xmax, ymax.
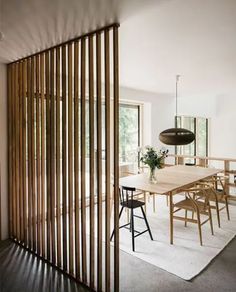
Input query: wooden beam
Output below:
<box><xmin>45</xmin><ymin>51</ymin><xmax>51</xmax><ymax>260</ymax></box>
<box><xmin>96</xmin><ymin>31</ymin><xmax>103</xmax><ymax>292</ymax></box>
<box><xmin>36</xmin><ymin>54</ymin><xmax>41</xmax><ymax>254</ymax></box>
<box><xmin>19</xmin><ymin>62</ymin><xmax>23</xmax><ymax>242</ymax></box>
<box><xmin>105</xmin><ymin>29</ymin><xmax>111</xmax><ymax>292</ymax></box>
<box><xmin>113</xmin><ymin>25</ymin><xmax>120</xmax><ymax>292</ymax></box>
<box><xmin>7</xmin><ymin>65</ymin><xmax>13</xmax><ymax>238</ymax></box>
<box><xmin>89</xmin><ymin>34</ymin><xmax>95</xmax><ymax>290</ymax></box>
<box><xmin>50</xmin><ymin>49</ymin><xmax>56</xmax><ymax>264</ymax></box>
<box><xmin>40</xmin><ymin>53</ymin><xmax>46</xmax><ymax>258</ymax></box>
<box><xmin>68</xmin><ymin>42</ymin><xmax>74</xmax><ymax>275</ymax></box>
<box><xmin>56</xmin><ymin>46</ymin><xmax>62</xmax><ymax>268</ymax></box>
<box><xmin>22</xmin><ymin>61</ymin><xmax>27</xmax><ymax>245</ymax></box>
<box><xmin>80</xmin><ymin>37</ymin><xmax>87</xmax><ymax>284</ymax></box>
<box><xmin>27</xmin><ymin>59</ymin><xmax>32</xmax><ymax>249</ymax></box>
<box><xmin>62</xmin><ymin>44</ymin><xmax>68</xmax><ymax>272</ymax></box>
<box><xmin>74</xmin><ymin>40</ymin><xmax>81</xmax><ymax>280</ymax></box>
<box><xmin>15</xmin><ymin>62</ymin><xmax>20</xmax><ymax>241</ymax></box>
<box><xmin>31</xmin><ymin>56</ymin><xmax>36</xmax><ymax>252</ymax></box>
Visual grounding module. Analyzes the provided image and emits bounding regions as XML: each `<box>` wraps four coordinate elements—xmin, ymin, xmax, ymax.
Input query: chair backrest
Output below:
<box><xmin>120</xmin><ymin>186</ymin><xmax>136</xmax><ymax>205</ymax></box>
<box><xmin>183</xmin><ymin>186</ymin><xmax>211</xmax><ymax>210</ymax></box>
<box><xmin>210</xmin><ymin>175</ymin><xmax>229</xmax><ymax>196</ymax></box>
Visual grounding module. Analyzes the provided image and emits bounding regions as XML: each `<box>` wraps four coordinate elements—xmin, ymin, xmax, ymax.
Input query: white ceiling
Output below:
<box><xmin>119</xmin><ymin>0</ymin><xmax>236</xmax><ymax>95</ymax></box>
<box><xmin>0</xmin><ymin>0</ymin><xmax>235</xmax><ymax>95</ymax></box>
<box><xmin>0</xmin><ymin>0</ymin><xmax>159</xmax><ymax>63</ymax></box>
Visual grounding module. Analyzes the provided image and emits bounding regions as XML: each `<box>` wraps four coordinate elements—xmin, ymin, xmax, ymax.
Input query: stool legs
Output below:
<box><xmin>110</xmin><ymin>206</ymin><xmax>124</xmax><ymax>241</ymax></box>
<box><xmin>141</xmin><ymin>206</ymin><xmax>153</xmax><ymax>240</ymax></box>
<box><xmin>131</xmin><ymin>209</ymin><xmax>135</xmax><ymax>251</ymax></box>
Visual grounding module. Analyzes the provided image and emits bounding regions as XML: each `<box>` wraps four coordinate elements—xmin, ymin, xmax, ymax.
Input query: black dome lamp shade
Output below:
<box><xmin>159</xmin><ymin>75</ymin><xmax>195</xmax><ymax>146</ymax></box>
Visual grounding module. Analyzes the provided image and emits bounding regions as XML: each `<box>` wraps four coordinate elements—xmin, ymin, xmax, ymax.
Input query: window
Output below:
<box><xmin>175</xmin><ymin>116</ymin><xmax>208</xmax><ymax>163</ymax></box>
<box><xmin>119</xmin><ymin>104</ymin><xmax>141</xmax><ymax>166</ymax></box>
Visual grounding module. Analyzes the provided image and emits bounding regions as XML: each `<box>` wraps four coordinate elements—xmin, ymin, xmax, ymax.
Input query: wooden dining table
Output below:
<box><xmin>119</xmin><ymin>165</ymin><xmax>222</xmax><ymax>244</ymax></box>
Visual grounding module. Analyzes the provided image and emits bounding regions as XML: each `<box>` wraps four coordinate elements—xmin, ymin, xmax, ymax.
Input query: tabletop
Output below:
<box><xmin>119</xmin><ymin>165</ymin><xmax>222</xmax><ymax>194</ymax></box>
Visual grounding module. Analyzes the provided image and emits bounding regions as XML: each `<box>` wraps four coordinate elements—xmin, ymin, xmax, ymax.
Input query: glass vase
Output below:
<box><xmin>149</xmin><ymin>167</ymin><xmax>157</xmax><ymax>184</ymax></box>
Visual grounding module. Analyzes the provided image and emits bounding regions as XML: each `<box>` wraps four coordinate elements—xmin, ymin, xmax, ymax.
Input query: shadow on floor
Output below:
<box><xmin>0</xmin><ymin>240</ymin><xmax>89</xmax><ymax>292</ymax></box>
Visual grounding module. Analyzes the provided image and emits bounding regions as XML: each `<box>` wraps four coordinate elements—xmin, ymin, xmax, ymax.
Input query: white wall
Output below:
<box><xmin>210</xmin><ymin>94</ymin><xmax>236</xmax><ymax>159</ymax></box>
<box><xmin>120</xmin><ymin>86</ymin><xmax>236</xmax><ymax>161</ymax></box>
<box><xmin>0</xmin><ymin>63</ymin><xmax>8</xmax><ymax>240</ymax></box>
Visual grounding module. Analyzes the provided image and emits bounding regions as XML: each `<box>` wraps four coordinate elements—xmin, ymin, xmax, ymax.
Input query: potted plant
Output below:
<box><xmin>139</xmin><ymin>146</ymin><xmax>168</xmax><ymax>183</ymax></box>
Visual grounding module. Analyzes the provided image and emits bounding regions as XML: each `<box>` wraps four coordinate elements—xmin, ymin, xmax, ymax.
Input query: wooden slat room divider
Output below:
<box><xmin>7</xmin><ymin>24</ymin><xmax>120</xmax><ymax>292</ymax></box>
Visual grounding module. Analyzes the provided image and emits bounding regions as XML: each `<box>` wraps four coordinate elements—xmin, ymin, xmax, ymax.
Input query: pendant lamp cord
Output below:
<box><xmin>175</xmin><ymin>74</ymin><xmax>180</xmax><ymax>116</ymax></box>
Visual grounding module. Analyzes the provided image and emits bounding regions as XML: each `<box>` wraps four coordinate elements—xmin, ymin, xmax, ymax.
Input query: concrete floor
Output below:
<box><xmin>0</xmin><ymin>237</ymin><xmax>236</xmax><ymax>292</ymax></box>
<box><xmin>119</xmin><ymin>236</ymin><xmax>236</xmax><ymax>292</ymax></box>
<box><xmin>0</xmin><ymin>240</ymin><xmax>88</xmax><ymax>292</ymax></box>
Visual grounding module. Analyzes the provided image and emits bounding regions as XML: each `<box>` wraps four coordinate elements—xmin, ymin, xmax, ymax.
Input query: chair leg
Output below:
<box><xmin>184</xmin><ymin>210</ymin><xmax>188</xmax><ymax>227</ymax></box>
<box><xmin>131</xmin><ymin>209</ymin><xmax>135</xmax><ymax>251</ymax></box>
<box><xmin>141</xmin><ymin>206</ymin><xmax>153</xmax><ymax>240</ymax></box>
<box><xmin>208</xmin><ymin>205</ymin><xmax>214</xmax><ymax>235</ymax></box>
<box><xmin>192</xmin><ymin>211</ymin><xmax>194</xmax><ymax>220</ymax></box>
<box><xmin>129</xmin><ymin>213</ymin><xmax>132</xmax><ymax>232</ymax></box>
<box><xmin>215</xmin><ymin>200</ymin><xmax>221</xmax><ymax>228</ymax></box>
<box><xmin>196</xmin><ymin>210</ymin><xmax>203</xmax><ymax>246</ymax></box>
<box><xmin>110</xmin><ymin>206</ymin><xmax>124</xmax><ymax>241</ymax></box>
<box><xmin>225</xmin><ymin>197</ymin><xmax>230</xmax><ymax>220</ymax></box>
<box><xmin>126</xmin><ymin>208</ymin><xmax>130</xmax><ymax>224</ymax></box>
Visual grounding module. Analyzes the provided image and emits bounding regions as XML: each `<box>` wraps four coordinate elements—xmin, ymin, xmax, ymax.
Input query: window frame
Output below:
<box><xmin>175</xmin><ymin>115</ymin><xmax>209</xmax><ymax>160</ymax></box>
<box><xmin>119</xmin><ymin>102</ymin><xmax>142</xmax><ymax>166</ymax></box>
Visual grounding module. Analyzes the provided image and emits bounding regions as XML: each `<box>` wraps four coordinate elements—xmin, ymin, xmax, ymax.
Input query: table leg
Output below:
<box><xmin>144</xmin><ymin>191</ymin><xmax>147</xmax><ymax>213</ymax></box>
<box><xmin>153</xmin><ymin>193</ymin><xmax>156</xmax><ymax>213</ymax></box>
<box><xmin>169</xmin><ymin>192</ymin><xmax>173</xmax><ymax>244</ymax></box>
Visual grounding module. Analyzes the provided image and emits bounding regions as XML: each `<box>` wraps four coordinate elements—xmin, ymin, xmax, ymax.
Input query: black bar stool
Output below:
<box><xmin>110</xmin><ymin>186</ymin><xmax>153</xmax><ymax>251</ymax></box>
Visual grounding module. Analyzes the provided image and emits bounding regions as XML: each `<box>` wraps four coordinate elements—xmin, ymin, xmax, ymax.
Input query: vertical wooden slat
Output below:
<box><xmin>7</xmin><ymin>65</ymin><xmax>13</xmax><ymax>238</ymax></box>
<box><xmin>56</xmin><ymin>46</ymin><xmax>62</xmax><ymax>267</ymax></box>
<box><xmin>96</xmin><ymin>31</ymin><xmax>103</xmax><ymax>292</ymax></box>
<box><xmin>22</xmin><ymin>61</ymin><xmax>27</xmax><ymax>245</ymax></box>
<box><xmin>19</xmin><ymin>62</ymin><xmax>23</xmax><ymax>242</ymax></box>
<box><xmin>50</xmin><ymin>49</ymin><xmax>56</xmax><ymax>264</ymax></box>
<box><xmin>74</xmin><ymin>40</ymin><xmax>81</xmax><ymax>280</ymax></box>
<box><xmin>27</xmin><ymin>58</ymin><xmax>32</xmax><ymax>249</ymax></box>
<box><xmin>31</xmin><ymin>56</ymin><xmax>37</xmax><ymax>252</ymax></box>
<box><xmin>81</xmin><ymin>37</ymin><xmax>87</xmax><ymax>283</ymax></box>
<box><xmin>12</xmin><ymin>63</ymin><xmax>14</xmax><ymax>239</ymax></box>
<box><xmin>62</xmin><ymin>44</ymin><xmax>68</xmax><ymax>271</ymax></box>
<box><xmin>113</xmin><ymin>25</ymin><xmax>120</xmax><ymax>292</ymax></box>
<box><xmin>45</xmin><ymin>51</ymin><xmax>51</xmax><ymax>260</ymax></box>
<box><xmin>36</xmin><ymin>54</ymin><xmax>41</xmax><ymax>254</ymax></box>
<box><xmin>40</xmin><ymin>53</ymin><xmax>46</xmax><ymax>258</ymax></box>
<box><xmin>89</xmin><ymin>34</ymin><xmax>95</xmax><ymax>290</ymax></box>
<box><xmin>15</xmin><ymin>62</ymin><xmax>20</xmax><ymax>241</ymax></box>
<box><xmin>68</xmin><ymin>42</ymin><xmax>74</xmax><ymax>275</ymax></box>
<box><xmin>105</xmin><ymin>29</ymin><xmax>111</xmax><ymax>292</ymax></box>
<box><xmin>12</xmin><ymin>63</ymin><xmax>16</xmax><ymax>239</ymax></box>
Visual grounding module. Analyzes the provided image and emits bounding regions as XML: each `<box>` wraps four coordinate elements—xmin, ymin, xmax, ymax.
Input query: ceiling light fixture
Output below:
<box><xmin>159</xmin><ymin>75</ymin><xmax>195</xmax><ymax>145</ymax></box>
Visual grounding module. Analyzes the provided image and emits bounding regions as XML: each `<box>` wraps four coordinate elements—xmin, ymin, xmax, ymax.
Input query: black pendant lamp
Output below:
<box><xmin>159</xmin><ymin>75</ymin><xmax>195</xmax><ymax>146</ymax></box>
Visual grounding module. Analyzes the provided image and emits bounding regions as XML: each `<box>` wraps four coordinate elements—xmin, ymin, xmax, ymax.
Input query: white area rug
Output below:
<box><xmin>118</xmin><ymin>195</ymin><xmax>236</xmax><ymax>280</ymax></box>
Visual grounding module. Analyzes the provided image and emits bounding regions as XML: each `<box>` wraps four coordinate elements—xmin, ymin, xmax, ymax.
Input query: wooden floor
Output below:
<box><xmin>0</xmin><ymin>240</ymin><xmax>89</xmax><ymax>292</ymax></box>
